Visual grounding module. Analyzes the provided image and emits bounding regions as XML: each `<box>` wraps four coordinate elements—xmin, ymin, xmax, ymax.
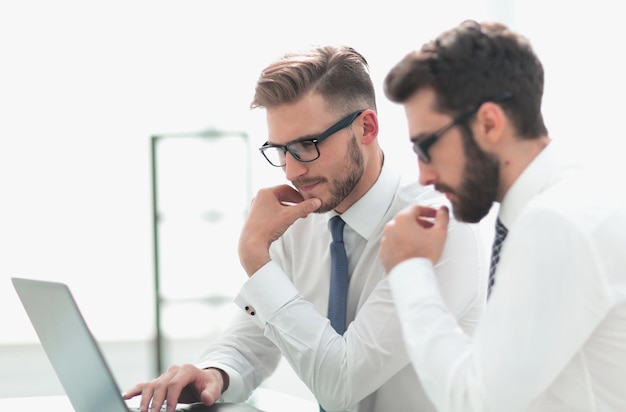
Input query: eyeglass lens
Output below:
<box><xmin>262</xmin><ymin>140</ymin><xmax>319</xmax><ymax>167</ymax></box>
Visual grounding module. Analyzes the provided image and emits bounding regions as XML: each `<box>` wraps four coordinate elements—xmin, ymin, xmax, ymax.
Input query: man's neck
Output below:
<box><xmin>497</xmin><ymin>136</ymin><xmax>551</xmax><ymax>202</ymax></box>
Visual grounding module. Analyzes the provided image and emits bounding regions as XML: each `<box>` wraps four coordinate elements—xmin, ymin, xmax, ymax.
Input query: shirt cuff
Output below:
<box><xmin>233</xmin><ymin>260</ymin><xmax>300</xmax><ymax>328</ymax></box>
<box><xmin>192</xmin><ymin>362</ymin><xmax>243</xmax><ymax>403</ymax></box>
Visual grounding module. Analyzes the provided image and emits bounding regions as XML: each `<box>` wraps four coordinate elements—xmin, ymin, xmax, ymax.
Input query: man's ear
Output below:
<box><xmin>474</xmin><ymin>102</ymin><xmax>506</xmax><ymax>148</ymax></box>
<box><xmin>360</xmin><ymin>110</ymin><xmax>379</xmax><ymax>145</ymax></box>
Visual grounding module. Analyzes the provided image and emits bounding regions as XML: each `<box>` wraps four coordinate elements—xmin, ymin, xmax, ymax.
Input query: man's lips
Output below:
<box><xmin>434</xmin><ymin>184</ymin><xmax>456</xmax><ymax>202</ymax></box>
<box><xmin>442</xmin><ymin>191</ymin><xmax>458</xmax><ymax>203</ymax></box>
<box><xmin>435</xmin><ymin>184</ymin><xmax>454</xmax><ymax>196</ymax></box>
<box><xmin>294</xmin><ymin>179</ymin><xmax>323</xmax><ymax>192</ymax></box>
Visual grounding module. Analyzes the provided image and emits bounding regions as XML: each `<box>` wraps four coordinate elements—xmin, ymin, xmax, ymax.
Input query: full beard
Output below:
<box><xmin>440</xmin><ymin>125</ymin><xmax>499</xmax><ymax>223</ymax></box>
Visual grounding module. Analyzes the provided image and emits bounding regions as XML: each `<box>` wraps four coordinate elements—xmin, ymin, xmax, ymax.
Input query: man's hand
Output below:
<box><xmin>123</xmin><ymin>365</ymin><xmax>226</xmax><ymax>412</ymax></box>
<box><xmin>239</xmin><ymin>184</ymin><xmax>321</xmax><ymax>276</ymax></box>
<box><xmin>379</xmin><ymin>205</ymin><xmax>449</xmax><ymax>273</ymax></box>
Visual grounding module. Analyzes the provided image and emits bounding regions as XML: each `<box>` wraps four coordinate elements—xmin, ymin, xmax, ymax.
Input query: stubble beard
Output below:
<box><xmin>295</xmin><ymin>135</ymin><xmax>364</xmax><ymax>214</ymax></box>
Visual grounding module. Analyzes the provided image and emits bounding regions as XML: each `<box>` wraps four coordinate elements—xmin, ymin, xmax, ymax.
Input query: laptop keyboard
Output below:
<box><xmin>127</xmin><ymin>405</ymin><xmax>189</xmax><ymax>412</ymax></box>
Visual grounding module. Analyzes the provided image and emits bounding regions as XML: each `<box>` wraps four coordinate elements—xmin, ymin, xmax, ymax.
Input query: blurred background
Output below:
<box><xmin>1</xmin><ymin>0</ymin><xmax>624</xmax><ymax>407</ymax></box>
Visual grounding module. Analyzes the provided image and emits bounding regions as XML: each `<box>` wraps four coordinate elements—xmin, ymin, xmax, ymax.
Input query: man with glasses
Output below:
<box><xmin>125</xmin><ymin>45</ymin><xmax>486</xmax><ymax>412</ymax></box>
<box><xmin>380</xmin><ymin>20</ymin><xmax>626</xmax><ymax>411</ymax></box>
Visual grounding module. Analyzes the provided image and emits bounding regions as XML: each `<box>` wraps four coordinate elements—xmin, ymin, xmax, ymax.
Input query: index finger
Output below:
<box><xmin>415</xmin><ymin>205</ymin><xmax>438</xmax><ymax>217</ymax></box>
<box><xmin>434</xmin><ymin>205</ymin><xmax>450</xmax><ymax>232</ymax></box>
<box><xmin>122</xmin><ymin>383</ymin><xmax>143</xmax><ymax>400</ymax></box>
<box><xmin>146</xmin><ymin>368</ymin><xmax>180</xmax><ymax>412</ymax></box>
<box><xmin>415</xmin><ymin>205</ymin><xmax>439</xmax><ymax>228</ymax></box>
<box><xmin>274</xmin><ymin>184</ymin><xmax>305</xmax><ymax>204</ymax></box>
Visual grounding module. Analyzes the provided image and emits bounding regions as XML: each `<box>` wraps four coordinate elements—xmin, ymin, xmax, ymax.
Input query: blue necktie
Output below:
<box><xmin>327</xmin><ymin>215</ymin><xmax>349</xmax><ymax>335</ymax></box>
<box><xmin>487</xmin><ymin>218</ymin><xmax>508</xmax><ymax>299</ymax></box>
<box><xmin>320</xmin><ymin>216</ymin><xmax>349</xmax><ymax>411</ymax></box>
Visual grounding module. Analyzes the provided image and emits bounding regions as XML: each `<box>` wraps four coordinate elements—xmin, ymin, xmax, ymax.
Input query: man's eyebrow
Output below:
<box><xmin>292</xmin><ymin>133</ymin><xmax>319</xmax><ymax>142</ymax></box>
<box><xmin>268</xmin><ymin>133</ymin><xmax>319</xmax><ymax>146</ymax></box>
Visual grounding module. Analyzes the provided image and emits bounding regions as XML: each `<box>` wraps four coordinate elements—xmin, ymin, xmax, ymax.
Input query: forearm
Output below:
<box><xmin>196</xmin><ymin>312</ymin><xmax>281</xmax><ymax>402</ymax></box>
<box><xmin>388</xmin><ymin>228</ymin><xmax>611</xmax><ymax>412</ymax></box>
<box><xmin>259</xmin><ymin>276</ymin><xmax>409</xmax><ymax>411</ymax></box>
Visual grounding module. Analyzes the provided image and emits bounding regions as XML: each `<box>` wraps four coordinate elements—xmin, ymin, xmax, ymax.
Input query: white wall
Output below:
<box><xmin>1</xmin><ymin>0</ymin><xmax>623</xmax><ymax>347</ymax></box>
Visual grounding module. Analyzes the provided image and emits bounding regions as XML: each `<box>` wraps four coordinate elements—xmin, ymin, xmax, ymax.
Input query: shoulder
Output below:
<box><xmin>524</xmin><ymin>167</ymin><xmax>625</xmax><ymax>236</ymax></box>
<box><xmin>397</xmin><ymin>181</ymin><xmax>450</xmax><ymax>208</ymax></box>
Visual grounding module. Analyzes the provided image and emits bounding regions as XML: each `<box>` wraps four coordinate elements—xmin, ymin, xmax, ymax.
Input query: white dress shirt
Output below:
<box><xmin>389</xmin><ymin>142</ymin><xmax>626</xmax><ymax>412</ymax></box>
<box><xmin>198</xmin><ymin>161</ymin><xmax>486</xmax><ymax>412</ymax></box>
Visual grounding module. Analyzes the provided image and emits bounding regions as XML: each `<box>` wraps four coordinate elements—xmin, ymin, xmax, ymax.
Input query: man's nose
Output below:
<box><xmin>418</xmin><ymin>158</ymin><xmax>437</xmax><ymax>187</ymax></box>
<box><xmin>283</xmin><ymin>151</ymin><xmax>307</xmax><ymax>180</ymax></box>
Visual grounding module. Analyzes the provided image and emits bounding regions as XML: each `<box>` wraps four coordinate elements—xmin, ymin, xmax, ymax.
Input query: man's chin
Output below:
<box><xmin>315</xmin><ymin>202</ymin><xmax>335</xmax><ymax>214</ymax></box>
<box><xmin>451</xmin><ymin>202</ymin><xmax>490</xmax><ymax>224</ymax></box>
<box><xmin>298</xmin><ymin>193</ymin><xmax>329</xmax><ymax>214</ymax></box>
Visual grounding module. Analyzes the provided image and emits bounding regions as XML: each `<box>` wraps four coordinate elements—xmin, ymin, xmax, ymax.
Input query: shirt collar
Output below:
<box><xmin>498</xmin><ymin>140</ymin><xmax>581</xmax><ymax>229</ymax></box>
<box><xmin>329</xmin><ymin>159</ymin><xmax>400</xmax><ymax>240</ymax></box>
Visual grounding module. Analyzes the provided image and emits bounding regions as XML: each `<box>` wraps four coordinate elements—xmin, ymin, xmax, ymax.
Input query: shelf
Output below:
<box><xmin>150</xmin><ymin>129</ymin><xmax>251</xmax><ymax>375</ymax></box>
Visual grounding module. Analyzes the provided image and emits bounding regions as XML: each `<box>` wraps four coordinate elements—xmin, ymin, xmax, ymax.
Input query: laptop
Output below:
<box><xmin>11</xmin><ymin>277</ymin><xmax>265</xmax><ymax>412</ymax></box>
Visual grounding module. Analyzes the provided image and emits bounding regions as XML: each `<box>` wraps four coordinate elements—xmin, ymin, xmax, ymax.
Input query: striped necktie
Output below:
<box><xmin>487</xmin><ymin>218</ymin><xmax>508</xmax><ymax>299</ymax></box>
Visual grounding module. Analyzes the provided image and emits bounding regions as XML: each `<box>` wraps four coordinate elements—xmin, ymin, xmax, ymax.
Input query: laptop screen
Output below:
<box><xmin>12</xmin><ymin>277</ymin><xmax>268</xmax><ymax>412</ymax></box>
<box><xmin>12</xmin><ymin>277</ymin><xmax>139</xmax><ymax>412</ymax></box>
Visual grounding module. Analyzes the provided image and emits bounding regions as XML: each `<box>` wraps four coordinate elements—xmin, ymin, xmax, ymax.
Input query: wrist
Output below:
<box><xmin>239</xmin><ymin>240</ymin><xmax>270</xmax><ymax>276</ymax></box>
<box><xmin>207</xmin><ymin>367</ymin><xmax>230</xmax><ymax>393</ymax></box>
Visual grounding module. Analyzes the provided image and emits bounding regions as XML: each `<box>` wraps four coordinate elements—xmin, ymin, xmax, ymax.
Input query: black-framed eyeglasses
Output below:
<box><xmin>412</xmin><ymin>92</ymin><xmax>513</xmax><ymax>163</ymax></box>
<box><xmin>259</xmin><ymin>109</ymin><xmax>365</xmax><ymax>167</ymax></box>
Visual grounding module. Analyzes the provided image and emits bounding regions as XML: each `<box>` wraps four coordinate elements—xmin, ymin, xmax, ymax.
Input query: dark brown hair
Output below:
<box><xmin>384</xmin><ymin>20</ymin><xmax>547</xmax><ymax>138</ymax></box>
